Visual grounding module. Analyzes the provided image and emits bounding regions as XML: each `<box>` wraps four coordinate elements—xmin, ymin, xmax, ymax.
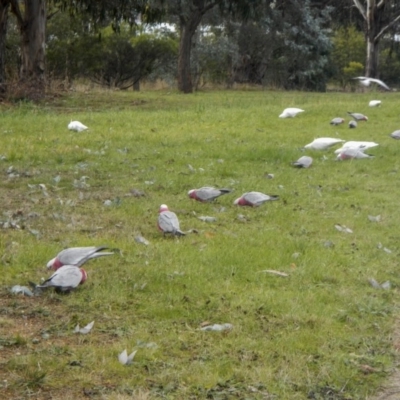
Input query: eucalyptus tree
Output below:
<box><xmin>351</xmin><ymin>0</ymin><xmax>400</xmax><ymax>77</ymax></box>
<box><xmin>0</xmin><ymin>0</ymin><xmax>9</xmax><ymax>91</ymax></box>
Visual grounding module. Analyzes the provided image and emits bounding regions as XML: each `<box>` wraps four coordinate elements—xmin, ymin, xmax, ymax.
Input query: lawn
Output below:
<box><xmin>0</xmin><ymin>88</ymin><xmax>399</xmax><ymax>399</ymax></box>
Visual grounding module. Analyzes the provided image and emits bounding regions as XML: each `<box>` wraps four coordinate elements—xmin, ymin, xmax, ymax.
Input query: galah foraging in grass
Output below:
<box><xmin>304</xmin><ymin>137</ymin><xmax>345</xmax><ymax>150</ymax></box>
<box><xmin>158</xmin><ymin>204</ymin><xmax>185</xmax><ymax>236</ymax></box>
<box><xmin>390</xmin><ymin>130</ymin><xmax>400</xmax><ymax>140</ymax></box>
<box><xmin>334</xmin><ymin>141</ymin><xmax>379</xmax><ymax>155</ymax></box>
<box><xmin>337</xmin><ymin>148</ymin><xmax>374</xmax><ymax>160</ymax></box>
<box><xmin>234</xmin><ymin>192</ymin><xmax>279</xmax><ymax>207</ymax></box>
<box><xmin>68</xmin><ymin>120</ymin><xmax>88</xmax><ymax>132</ymax></box>
<box><xmin>279</xmin><ymin>108</ymin><xmax>304</xmax><ymax>118</ymax></box>
<box><xmin>188</xmin><ymin>187</ymin><xmax>232</xmax><ymax>202</ymax></box>
<box><xmin>47</xmin><ymin>246</ymin><xmax>114</xmax><ymax>270</ymax></box>
<box><xmin>369</xmin><ymin>100</ymin><xmax>381</xmax><ymax>107</ymax></box>
<box><xmin>353</xmin><ymin>76</ymin><xmax>390</xmax><ymax>91</ymax></box>
<box><xmin>292</xmin><ymin>156</ymin><xmax>313</xmax><ymax>168</ymax></box>
<box><xmin>349</xmin><ymin>120</ymin><xmax>357</xmax><ymax>129</ymax></box>
<box><xmin>330</xmin><ymin>117</ymin><xmax>344</xmax><ymax>126</ymax></box>
<box><xmin>347</xmin><ymin>112</ymin><xmax>368</xmax><ymax>121</ymax></box>
<box><xmin>34</xmin><ymin>265</ymin><xmax>87</xmax><ymax>292</ymax></box>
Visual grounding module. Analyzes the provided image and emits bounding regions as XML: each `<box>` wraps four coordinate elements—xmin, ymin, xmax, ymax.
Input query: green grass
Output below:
<box><xmin>1</xmin><ymin>88</ymin><xmax>400</xmax><ymax>399</ymax></box>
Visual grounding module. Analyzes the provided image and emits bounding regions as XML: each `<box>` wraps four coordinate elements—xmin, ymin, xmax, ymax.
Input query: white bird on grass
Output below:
<box><xmin>158</xmin><ymin>204</ymin><xmax>185</xmax><ymax>236</ymax></box>
<box><xmin>47</xmin><ymin>246</ymin><xmax>114</xmax><ymax>270</ymax></box>
<box><xmin>304</xmin><ymin>138</ymin><xmax>345</xmax><ymax>150</ymax></box>
<box><xmin>292</xmin><ymin>156</ymin><xmax>313</xmax><ymax>168</ymax></box>
<box><xmin>390</xmin><ymin>130</ymin><xmax>400</xmax><ymax>140</ymax></box>
<box><xmin>188</xmin><ymin>187</ymin><xmax>232</xmax><ymax>202</ymax></box>
<box><xmin>234</xmin><ymin>192</ymin><xmax>279</xmax><ymax>207</ymax></box>
<box><xmin>353</xmin><ymin>76</ymin><xmax>390</xmax><ymax>91</ymax></box>
<box><xmin>369</xmin><ymin>100</ymin><xmax>381</xmax><ymax>107</ymax></box>
<box><xmin>337</xmin><ymin>148</ymin><xmax>374</xmax><ymax>160</ymax></box>
<box><xmin>68</xmin><ymin>120</ymin><xmax>88</xmax><ymax>132</ymax></box>
<box><xmin>279</xmin><ymin>108</ymin><xmax>304</xmax><ymax>118</ymax></box>
<box><xmin>334</xmin><ymin>141</ymin><xmax>379</xmax><ymax>154</ymax></box>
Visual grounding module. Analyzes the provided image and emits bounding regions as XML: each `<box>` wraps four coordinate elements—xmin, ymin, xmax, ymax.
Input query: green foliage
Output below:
<box><xmin>330</xmin><ymin>26</ymin><xmax>365</xmax><ymax>88</ymax></box>
<box><xmin>1</xmin><ymin>89</ymin><xmax>399</xmax><ymax>399</ymax></box>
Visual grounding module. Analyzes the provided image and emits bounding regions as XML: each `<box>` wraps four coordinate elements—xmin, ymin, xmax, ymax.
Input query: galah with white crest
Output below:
<box><xmin>68</xmin><ymin>120</ymin><xmax>88</xmax><ymax>132</ymax></box>
<box><xmin>349</xmin><ymin>120</ymin><xmax>357</xmax><ymax>129</ymax></box>
<box><xmin>337</xmin><ymin>148</ymin><xmax>374</xmax><ymax>160</ymax></box>
<box><xmin>304</xmin><ymin>137</ymin><xmax>345</xmax><ymax>150</ymax></box>
<box><xmin>34</xmin><ymin>265</ymin><xmax>87</xmax><ymax>292</ymax></box>
<box><xmin>292</xmin><ymin>156</ymin><xmax>313</xmax><ymax>168</ymax></box>
<box><xmin>158</xmin><ymin>204</ymin><xmax>185</xmax><ymax>236</ymax></box>
<box><xmin>353</xmin><ymin>76</ymin><xmax>390</xmax><ymax>91</ymax></box>
<box><xmin>47</xmin><ymin>246</ymin><xmax>114</xmax><ymax>270</ymax></box>
<box><xmin>279</xmin><ymin>108</ymin><xmax>304</xmax><ymax>118</ymax></box>
<box><xmin>188</xmin><ymin>187</ymin><xmax>232</xmax><ymax>202</ymax></box>
<box><xmin>234</xmin><ymin>192</ymin><xmax>279</xmax><ymax>207</ymax></box>
<box><xmin>334</xmin><ymin>141</ymin><xmax>379</xmax><ymax>155</ymax></box>
<box><xmin>390</xmin><ymin>130</ymin><xmax>400</xmax><ymax>140</ymax></box>
<box><xmin>330</xmin><ymin>117</ymin><xmax>344</xmax><ymax>126</ymax></box>
<box><xmin>347</xmin><ymin>112</ymin><xmax>368</xmax><ymax>121</ymax></box>
<box><xmin>369</xmin><ymin>100</ymin><xmax>381</xmax><ymax>107</ymax></box>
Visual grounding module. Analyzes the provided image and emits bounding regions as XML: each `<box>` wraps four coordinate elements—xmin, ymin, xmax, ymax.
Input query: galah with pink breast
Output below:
<box><xmin>158</xmin><ymin>204</ymin><xmax>185</xmax><ymax>236</ymax></box>
<box><xmin>34</xmin><ymin>265</ymin><xmax>87</xmax><ymax>292</ymax></box>
<box><xmin>188</xmin><ymin>187</ymin><xmax>232</xmax><ymax>202</ymax></box>
<box><xmin>234</xmin><ymin>192</ymin><xmax>279</xmax><ymax>207</ymax></box>
<box><xmin>47</xmin><ymin>246</ymin><xmax>114</xmax><ymax>270</ymax></box>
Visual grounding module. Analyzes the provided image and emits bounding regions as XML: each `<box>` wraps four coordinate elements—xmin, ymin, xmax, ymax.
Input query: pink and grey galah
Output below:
<box><xmin>35</xmin><ymin>265</ymin><xmax>87</xmax><ymax>292</ymax></box>
<box><xmin>188</xmin><ymin>187</ymin><xmax>232</xmax><ymax>202</ymax></box>
<box><xmin>337</xmin><ymin>148</ymin><xmax>374</xmax><ymax>160</ymax></box>
<box><xmin>347</xmin><ymin>112</ymin><xmax>368</xmax><ymax>121</ymax></box>
<box><xmin>234</xmin><ymin>192</ymin><xmax>279</xmax><ymax>207</ymax></box>
<box><xmin>292</xmin><ymin>156</ymin><xmax>313</xmax><ymax>168</ymax></box>
<box><xmin>158</xmin><ymin>204</ymin><xmax>185</xmax><ymax>236</ymax></box>
<box><xmin>47</xmin><ymin>246</ymin><xmax>114</xmax><ymax>270</ymax></box>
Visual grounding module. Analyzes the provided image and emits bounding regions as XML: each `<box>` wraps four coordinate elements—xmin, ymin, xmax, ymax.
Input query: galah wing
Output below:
<box><xmin>158</xmin><ymin>205</ymin><xmax>185</xmax><ymax>236</ymax></box>
<box><xmin>47</xmin><ymin>246</ymin><xmax>114</xmax><ymax>270</ymax></box>
<box><xmin>37</xmin><ymin>265</ymin><xmax>87</xmax><ymax>292</ymax></box>
<box><xmin>188</xmin><ymin>187</ymin><xmax>232</xmax><ymax>202</ymax></box>
<box><xmin>234</xmin><ymin>192</ymin><xmax>279</xmax><ymax>207</ymax></box>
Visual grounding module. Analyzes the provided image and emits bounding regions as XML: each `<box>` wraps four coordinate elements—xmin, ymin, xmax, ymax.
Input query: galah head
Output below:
<box><xmin>159</xmin><ymin>204</ymin><xmax>169</xmax><ymax>213</ymax></box>
<box><xmin>188</xmin><ymin>189</ymin><xmax>196</xmax><ymax>199</ymax></box>
<box><xmin>47</xmin><ymin>257</ymin><xmax>63</xmax><ymax>270</ymax></box>
<box><xmin>80</xmin><ymin>268</ymin><xmax>88</xmax><ymax>284</ymax></box>
<box><xmin>233</xmin><ymin>197</ymin><xmax>246</xmax><ymax>206</ymax></box>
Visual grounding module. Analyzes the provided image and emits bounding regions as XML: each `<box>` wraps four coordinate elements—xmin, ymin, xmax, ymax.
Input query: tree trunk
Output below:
<box><xmin>365</xmin><ymin>36</ymin><xmax>378</xmax><ymax>77</ymax></box>
<box><xmin>19</xmin><ymin>0</ymin><xmax>46</xmax><ymax>100</ymax></box>
<box><xmin>0</xmin><ymin>1</ymin><xmax>9</xmax><ymax>92</ymax></box>
<box><xmin>177</xmin><ymin>10</ymin><xmax>203</xmax><ymax>93</ymax></box>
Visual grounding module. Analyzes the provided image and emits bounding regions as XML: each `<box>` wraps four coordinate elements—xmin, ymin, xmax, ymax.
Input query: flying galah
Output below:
<box><xmin>334</xmin><ymin>141</ymin><xmax>379</xmax><ymax>155</ymax></box>
<box><xmin>47</xmin><ymin>246</ymin><xmax>114</xmax><ymax>270</ymax></box>
<box><xmin>35</xmin><ymin>265</ymin><xmax>87</xmax><ymax>292</ymax></box>
<box><xmin>353</xmin><ymin>77</ymin><xmax>390</xmax><ymax>91</ymax></box>
<box><xmin>337</xmin><ymin>148</ymin><xmax>374</xmax><ymax>160</ymax></box>
<box><xmin>188</xmin><ymin>187</ymin><xmax>232</xmax><ymax>202</ymax></box>
<box><xmin>390</xmin><ymin>130</ymin><xmax>400</xmax><ymax>140</ymax></box>
<box><xmin>279</xmin><ymin>108</ymin><xmax>304</xmax><ymax>118</ymax></box>
<box><xmin>349</xmin><ymin>120</ymin><xmax>357</xmax><ymax>129</ymax></box>
<box><xmin>234</xmin><ymin>192</ymin><xmax>279</xmax><ymax>207</ymax></box>
<box><xmin>68</xmin><ymin>121</ymin><xmax>88</xmax><ymax>132</ymax></box>
<box><xmin>158</xmin><ymin>204</ymin><xmax>185</xmax><ymax>236</ymax></box>
<box><xmin>347</xmin><ymin>112</ymin><xmax>368</xmax><ymax>121</ymax></box>
<box><xmin>369</xmin><ymin>100</ymin><xmax>381</xmax><ymax>107</ymax></box>
<box><xmin>292</xmin><ymin>156</ymin><xmax>313</xmax><ymax>168</ymax></box>
<box><xmin>330</xmin><ymin>117</ymin><xmax>344</xmax><ymax>126</ymax></box>
<box><xmin>304</xmin><ymin>138</ymin><xmax>345</xmax><ymax>150</ymax></box>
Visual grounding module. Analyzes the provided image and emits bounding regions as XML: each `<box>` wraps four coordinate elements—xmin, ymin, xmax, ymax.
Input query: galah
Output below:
<box><xmin>158</xmin><ymin>204</ymin><xmax>185</xmax><ymax>236</ymax></box>
<box><xmin>349</xmin><ymin>120</ymin><xmax>357</xmax><ymax>129</ymax></box>
<box><xmin>390</xmin><ymin>130</ymin><xmax>400</xmax><ymax>140</ymax></box>
<box><xmin>347</xmin><ymin>112</ymin><xmax>368</xmax><ymax>121</ymax></box>
<box><xmin>188</xmin><ymin>187</ymin><xmax>232</xmax><ymax>202</ymax></box>
<box><xmin>353</xmin><ymin>76</ymin><xmax>390</xmax><ymax>91</ymax></box>
<box><xmin>334</xmin><ymin>141</ymin><xmax>379</xmax><ymax>154</ymax></box>
<box><xmin>34</xmin><ymin>265</ymin><xmax>87</xmax><ymax>292</ymax></box>
<box><xmin>292</xmin><ymin>156</ymin><xmax>313</xmax><ymax>168</ymax></box>
<box><xmin>330</xmin><ymin>117</ymin><xmax>344</xmax><ymax>126</ymax></box>
<box><xmin>304</xmin><ymin>138</ymin><xmax>345</xmax><ymax>150</ymax></box>
<box><xmin>369</xmin><ymin>100</ymin><xmax>381</xmax><ymax>107</ymax></box>
<box><xmin>337</xmin><ymin>148</ymin><xmax>374</xmax><ymax>160</ymax></box>
<box><xmin>279</xmin><ymin>108</ymin><xmax>304</xmax><ymax>118</ymax></box>
<box><xmin>68</xmin><ymin>121</ymin><xmax>88</xmax><ymax>132</ymax></box>
<box><xmin>47</xmin><ymin>246</ymin><xmax>114</xmax><ymax>270</ymax></box>
<box><xmin>234</xmin><ymin>192</ymin><xmax>279</xmax><ymax>207</ymax></box>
